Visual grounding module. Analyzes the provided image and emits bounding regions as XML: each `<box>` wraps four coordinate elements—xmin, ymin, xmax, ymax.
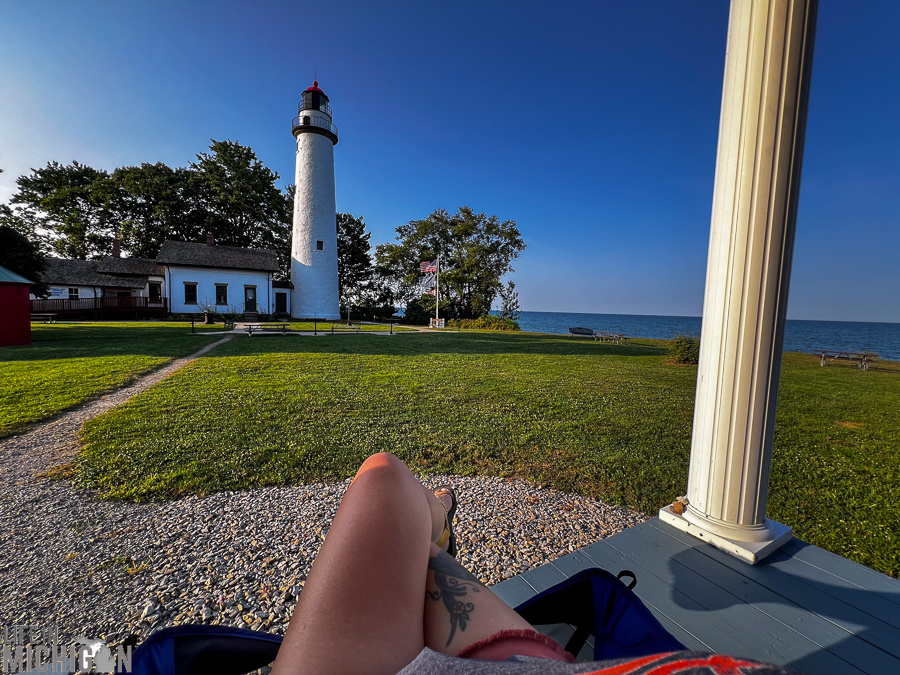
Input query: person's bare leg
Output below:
<box><xmin>423</xmin><ymin>543</ymin><xmax>534</xmax><ymax>656</ymax></box>
<box><xmin>271</xmin><ymin>453</ymin><xmax>535</xmax><ymax>674</ymax></box>
<box><xmin>272</xmin><ymin>453</ymin><xmax>444</xmax><ymax>675</ymax></box>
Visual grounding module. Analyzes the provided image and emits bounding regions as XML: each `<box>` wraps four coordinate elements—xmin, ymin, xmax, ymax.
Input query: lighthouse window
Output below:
<box><xmin>316</xmin><ymin>240</ymin><xmax>324</xmax><ymax>251</ymax></box>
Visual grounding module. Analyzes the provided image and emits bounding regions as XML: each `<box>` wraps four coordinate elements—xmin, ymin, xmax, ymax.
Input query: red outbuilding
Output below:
<box><xmin>0</xmin><ymin>264</ymin><xmax>34</xmax><ymax>347</ymax></box>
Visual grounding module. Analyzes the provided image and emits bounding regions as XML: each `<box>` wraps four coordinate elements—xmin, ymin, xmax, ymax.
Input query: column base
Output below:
<box><xmin>658</xmin><ymin>505</ymin><xmax>792</xmax><ymax>564</ymax></box>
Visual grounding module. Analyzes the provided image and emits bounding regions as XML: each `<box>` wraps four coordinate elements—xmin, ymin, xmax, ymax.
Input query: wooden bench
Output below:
<box><xmin>330</xmin><ymin>322</ymin><xmax>361</xmax><ymax>334</ymax></box>
<box><xmin>246</xmin><ymin>323</ymin><xmax>290</xmax><ymax>336</ymax></box>
<box><xmin>814</xmin><ymin>349</ymin><xmax>878</xmax><ymax>371</ymax></box>
<box><xmin>568</xmin><ymin>327</ymin><xmax>594</xmax><ymax>337</ymax></box>
<box><xmin>594</xmin><ymin>332</ymin><xmax>628</xmax><ymax>344</ymax></box>
<box><xmin>30</xmin><ymin>313</ymin><xmax>57</xmax><ymax>323</ymax></box>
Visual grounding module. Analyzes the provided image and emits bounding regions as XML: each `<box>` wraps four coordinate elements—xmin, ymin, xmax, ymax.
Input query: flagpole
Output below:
<box><xmin>435</xmin><ymin>255</ymin><xmax>440</xmax><ymax>323</ymax></box>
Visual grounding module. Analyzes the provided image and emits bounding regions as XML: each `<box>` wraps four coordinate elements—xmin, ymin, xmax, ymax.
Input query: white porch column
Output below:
<box><xmin>659</xmin><ymin>0</ymin><xmax>818</xmax><ymax>564</ymax></box>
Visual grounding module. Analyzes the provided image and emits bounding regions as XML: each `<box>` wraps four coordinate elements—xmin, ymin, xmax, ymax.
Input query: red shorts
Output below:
<box><xmin>457</xmin><ymin>629</ymin><xmax>577</xmax><ymax>662</ymax></box>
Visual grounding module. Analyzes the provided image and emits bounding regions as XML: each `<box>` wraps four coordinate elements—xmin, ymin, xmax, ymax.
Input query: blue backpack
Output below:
<box><xmin>132</xmin><ymin>567</ymin><xmax>684</xmax><ymax>674</ymax></box>
<box><xmin>513</xmin><ymin>567</ymin><xmax>685</xmax><ymax>661</ymax></box>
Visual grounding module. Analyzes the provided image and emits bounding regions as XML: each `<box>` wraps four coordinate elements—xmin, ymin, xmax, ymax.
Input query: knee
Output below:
<box><xmin>359</xmin><ymin>452</ymin><xmax>406</xmax><ymax>471</ymax></box>
<box><xmin>353</xmin><ymin>452</ymin><xmax>409</xmax><ymax>485</ymax></box>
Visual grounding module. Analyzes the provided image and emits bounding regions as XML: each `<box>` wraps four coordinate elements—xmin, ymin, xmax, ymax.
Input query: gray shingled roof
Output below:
<box><xmin>42</xmin><ymin>259</ymin><xmax>147</xmax><ymax>289</ymax></box>
<box><xmin>96</xmin><ymin>257</ymin><xmax>165</xmax><ymax>276</ymax></box>
<box><xmin>156</xmin><ymin>240</ymin><xmax>279</xmax><ymax>272</ymax></box>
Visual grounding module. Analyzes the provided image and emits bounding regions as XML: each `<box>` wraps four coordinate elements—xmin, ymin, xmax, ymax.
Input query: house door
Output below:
<box><xmin>244</xmin><ymin>287</ymin><xmax>256</xmax><ymax>312</ymax></box>
<box><xmin>275</xmin><ymin>292</ymin><xmax>287</xmax><ymax>314</ymax></box>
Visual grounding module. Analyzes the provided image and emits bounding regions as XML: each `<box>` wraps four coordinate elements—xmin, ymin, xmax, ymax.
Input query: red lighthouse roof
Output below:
<box><xmin>305</xmin><ymin>80</ymin><xmax>324</xmax><ymax>93</ymax></box>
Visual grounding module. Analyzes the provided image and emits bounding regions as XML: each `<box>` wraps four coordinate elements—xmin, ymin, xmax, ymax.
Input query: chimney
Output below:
<box><xmin>206</xmin><ymin>231</ymin><xmax>215</xmax><ymax>247</ymax></box>
<box><xmin>113</xmin><ymin>232</ymin><xmax>121</xmax><ymax>258</ymax></box>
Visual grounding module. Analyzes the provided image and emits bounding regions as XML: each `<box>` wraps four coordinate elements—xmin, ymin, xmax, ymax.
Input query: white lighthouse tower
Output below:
<box><xmin>290</xmin><ymin>80</ymin><xmax>340</xmax><ymax>319</ymax></box>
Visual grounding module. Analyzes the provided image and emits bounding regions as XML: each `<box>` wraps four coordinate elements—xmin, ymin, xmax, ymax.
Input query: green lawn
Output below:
<box><xmin>76</xmin><ymin>331</ymin><xmax>899</xmax><ymax>576</ymax></box>
<box><xmin>0</xmin><ymin>322</ymin><xmax>221</xmax><ymax>437</ymax></box>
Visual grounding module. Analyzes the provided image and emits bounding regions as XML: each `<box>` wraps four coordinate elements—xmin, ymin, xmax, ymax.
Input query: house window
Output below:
<box><xmin>316</xmin><ymin>240</ymin><xmax>324</xmax><ymax>251</ymax></box>
<box><xmin>215</xmin><ymin>284</ymin><xmax>228</xmax><ymax>305</ymax></box>
<box><xmin>68</xmin><ymin>288</ymin><xmax>78</xmax><ymax>300</ymax></box>
<box><xmin>184</xmin><ymin>283</ymin><xmax>198</xmax><ymax>305</ymax></box>
<box><xmin>149</xmin><ymin>282</ymin><xmax>162</xmax><ymax>302</ymax></box>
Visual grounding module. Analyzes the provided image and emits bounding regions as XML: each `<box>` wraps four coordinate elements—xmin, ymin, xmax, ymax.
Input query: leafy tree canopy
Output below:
<box><xmin>375</xmin><ymin>207</ymin><xmax>525</xmax><ymax>319</ymax></box>
<box><xmin>109</xmin><ymin>163</ymin><xmax>208</xmax><ymax>260</ymax></box>
<box><xmin>0</xmin><ymin>225</ymin><xmax>49</xmax><ymax>297</ymax></box>
<box><xmin>12</xmin><ymin>161</ymin><xmax>114</xmax><ymax>259</ymax></box>
<box><xmin>191</xmin><ymin>140</ymin><xmax>292</xmax><ymax>278</ymax></box>
<box><xmin>336</xmin><ymin>212</ymin><xmax>373</xmax><ymax>299</ymax></box>
<box><xmin>7</xmin><ymin>141</ymin><xmax>293</xmax><ymax>278</ymax></box>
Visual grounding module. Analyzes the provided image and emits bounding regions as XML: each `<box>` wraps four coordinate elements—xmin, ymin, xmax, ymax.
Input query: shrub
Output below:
<box><xmin>399</xmin><ymin>299</ymin><xmax>433</xmax><ymax>325</ymax></box>
<box><xmin>348</xmin><ymin>304</ymin><xmax>397</xmax><ymax>322</ymax></box>
<box><xmin>669</xmin><ymin>334</ymin><xmax>701</xmax><ymax>364</ymax></box>
<box><xmin>455</xmin><ymin>316</ymin><xmax>520</xmax><ymax>331</ymax></box>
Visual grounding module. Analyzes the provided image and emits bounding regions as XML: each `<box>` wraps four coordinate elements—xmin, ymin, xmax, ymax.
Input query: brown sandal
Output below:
<box><xmin>434</xmin><ymin>486</ymin><xmax>458</xmax><ymax>557</ymax></box>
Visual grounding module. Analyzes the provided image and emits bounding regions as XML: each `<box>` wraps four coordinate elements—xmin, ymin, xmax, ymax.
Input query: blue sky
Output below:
<box><xmin>1</xmin><ymin>1</ymin><xmax>898</xmax><ymax>322</ymax></box>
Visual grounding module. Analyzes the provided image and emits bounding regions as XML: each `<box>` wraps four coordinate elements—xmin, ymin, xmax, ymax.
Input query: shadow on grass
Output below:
<box><xmin>30</xmin><ymin>322</ymin><xmax>225</xmax><ymax>342</ymax></box>
<box><xmin>209</xmin><ymin>331</ymin><xmax>670</xmax><ymax>359</ymax></box>
<box><xmin>1</xmin><ymin>324</ymin><xmax>222</xmax><ymax>363</ymax></box>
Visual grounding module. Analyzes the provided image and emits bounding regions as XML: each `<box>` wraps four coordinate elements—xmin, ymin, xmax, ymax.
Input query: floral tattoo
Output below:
<box><xmin>427</xmin><ymin>551</ymin><xmax>483</xmax><ymax>646</ymax></box>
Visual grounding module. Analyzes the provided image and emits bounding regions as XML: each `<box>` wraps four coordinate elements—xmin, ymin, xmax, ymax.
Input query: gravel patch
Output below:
<box><xmin>0</xmin><ymin>333</ymin><xmax>647</xmax><ymax>648</ymax></box>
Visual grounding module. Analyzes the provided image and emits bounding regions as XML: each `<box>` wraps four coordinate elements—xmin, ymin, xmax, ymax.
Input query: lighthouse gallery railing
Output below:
<box><xmin>291</xmin><ymin>115</ymin><xmax>338</xmax><ymax>137</ymax></box>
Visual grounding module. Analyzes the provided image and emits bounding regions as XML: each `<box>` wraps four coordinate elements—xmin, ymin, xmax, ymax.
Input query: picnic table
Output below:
<box><xmin>374</xmin><ymin>317</ymin><xmax>398</xmax><ymax>335</ymax></box>
<box><xmin>246</xmin><ymin>323</ymin><xmax>290</xmax><ymax>336</ymax></box>
<box><xmin>30</xmin><ymin>313</ymin><xmax>57</xmax><ymax>323</ymax></box>
<box><xmin>594</xmin><ymin>332</ymin><xmax>628</xmax><ymax>344</ymax></box>
<box><xmin>814</xmin><ymin>349</ymin><xmax>877</xmax><ymax>371</ymax></box>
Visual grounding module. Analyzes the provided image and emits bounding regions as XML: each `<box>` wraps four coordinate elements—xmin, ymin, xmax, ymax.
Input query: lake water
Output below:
<box><xmin>515</xmin><ymin>311</ymin><xmax>900</xmax><ymax>362</ymax></box>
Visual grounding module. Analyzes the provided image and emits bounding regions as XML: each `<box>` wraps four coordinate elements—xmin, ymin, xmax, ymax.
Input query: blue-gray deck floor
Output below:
<box><xmin>490</xmin><ymin>518</ymin><xmax>900</xmax><ymax>674</ymax></box>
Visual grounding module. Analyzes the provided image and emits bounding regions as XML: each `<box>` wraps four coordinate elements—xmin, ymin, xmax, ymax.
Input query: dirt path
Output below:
<box><xmin>1</xmin><ymin>335</ymin><xmax>233</xmax><ymax>483</ymax></box>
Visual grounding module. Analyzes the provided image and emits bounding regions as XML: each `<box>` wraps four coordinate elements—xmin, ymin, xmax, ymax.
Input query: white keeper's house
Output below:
<box><xmin>156</xmin><ymin>235</ymin><xmax>285</xmax><ymax>318</ymax></box>
<box><xmin>31</xmin><ymin>232</ymin><xmax>289</xmax><ymax>320</ymax></box>
<box><xmin>30</xmin><ymin>79</ymin><xmax>342</xmax><ymax>321</ymax></box>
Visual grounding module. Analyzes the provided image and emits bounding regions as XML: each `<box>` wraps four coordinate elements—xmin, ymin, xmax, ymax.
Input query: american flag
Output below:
<box><xmin>425</xmin><ymin>288</ymin><xmax>436</xmax><ymax>296</ymax></box>
<box><xmin>420</xmin><ymin>260</ymin><xmax>437</xmax><ymax>274</ymax></box>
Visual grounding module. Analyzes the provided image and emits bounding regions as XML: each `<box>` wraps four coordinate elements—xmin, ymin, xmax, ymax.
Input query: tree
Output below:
<box><xmin>0</xmin><ymin>225</ymin><xmax>49</xmax><ymax>297</ymax></box>
<box><xmin>336</xmin><ymin>212</ymin><xmax>373</xmax><ymax>302</ymax></box>
<box><xmin>191</xmin><ymin>140</ymin><xmax>292</xmax><ymax>277</ymax></box>
<box><xmin>0</xmin><ymin>202</ymin><xmax>50</xmax><ymax>254</ymax></box>
<box><xmin>497</xmin><ymin>280</ymin><xmax>521</xmax><ymax>322</ymax></box>
<box><xmin>7</xmin><ymin>143</ymin><xmax>294</xmax><ymax>278</ymax></box>
<box><xmin>108</xmin><ymin>163</ymin><xmax>208</xmax><ymax>259</ymax></box>
<box><xmin>375</xmin><ymin>206</ymin><xmax>525</xmax><ymax>319</ymax></box>
<box><xmin>12</xmin><ymin>161</ymin><xmax>115</xmax><ymax>259</ymax></box>
<box><xmin>0</xmin><ymin>170</ymin><xmax>51</xmax><ymax>256</ymax></box>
